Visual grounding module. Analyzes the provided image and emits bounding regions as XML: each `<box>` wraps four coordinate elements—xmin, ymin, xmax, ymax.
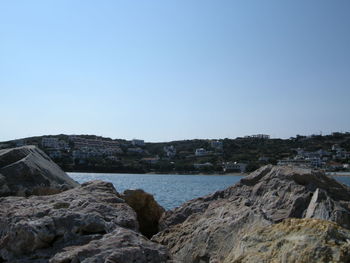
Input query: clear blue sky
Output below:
<box><xmin>1</xmin><ymin>0</ymin><xmax>349</xmax><ymax>142</ymax></box>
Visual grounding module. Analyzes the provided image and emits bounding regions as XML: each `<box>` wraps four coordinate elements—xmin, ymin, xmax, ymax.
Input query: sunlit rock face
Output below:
<box><xmin>224</xmin><ymin>218</ymin><xmax>350</xmax><ymax>263</ymax></box>
<box><xmin>153</xmin><ymin>165</ymin><xmax>350</xmax><ymax>263</ymax></box>
<box><xmin>0</xmin><ymin>180</ymin><xmax>173</xmax><ymax>263</ymax></box>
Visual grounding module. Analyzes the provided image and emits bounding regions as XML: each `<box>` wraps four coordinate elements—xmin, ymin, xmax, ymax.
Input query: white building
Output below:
<box><xmin>132</xmin><ymin>139</ymin><xmax>145</xmax><ymax>146</ymax></box>
<box><xmin>102</xmin><ymin>147</ymin><xmax>123</xmax><ymax>156</ymax></box>
<box><xmin>245</xmin><ymin>134</ymin><xmax>270</xmax><ymax>139</ymax></box>
<box><xmin>164</xmin><ymin>145</ymin><xmax>176</xmax><ymax>158</ymax></box>
<box><xmin>335</xmin><ymin>150</ymin><xmax>350</xmax><ymax>160</ymax></box>
<box><xmin>195</xmin><ymin>148</ymin><xmax>207</xmax><ymax>156</ymax></box>
<box><xmin>223</xmin><ymin>162</ymin><xmax>247</xmax><ymax>173</ymax></box>
<box><xmin>42</xmin><ymin>137</ymin><xmax>59</xmax><ymax>149</ymax></box>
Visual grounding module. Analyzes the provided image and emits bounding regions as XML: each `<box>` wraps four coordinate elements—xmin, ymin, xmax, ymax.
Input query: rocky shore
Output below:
<box><xmin>153</xmin><ymin>165</ymin><xmax>350</xmax><ymax>262</ymax></box>
<box><xmin>1</xmin><ymin>146</ymin><xmax>350</xmax><ymax>262</ymax></box>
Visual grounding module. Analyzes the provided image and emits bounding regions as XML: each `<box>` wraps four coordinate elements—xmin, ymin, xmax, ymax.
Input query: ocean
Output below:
<box><xmin>68</xmin><ymin>172</ymin><xmax>350</xmax><ymax>210</ymax></box>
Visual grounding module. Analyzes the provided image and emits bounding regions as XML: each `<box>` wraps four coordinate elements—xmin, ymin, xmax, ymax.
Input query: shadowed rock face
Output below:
<box><xmin>0</xmin><ymin>180</ymin><xmax>173</xmax><ymax>263</ymax></box>
<box><xmin>122</xmin><ymin>189</ymin><xmax>165</xmax><ymax>238</ymax></box>
<box><xmin>0</xmin><ymin>146</ymin><xmax>78</xmax><ymax>197</ymax></box>
<box><xmin>153</xmin><ymin>165</ymin><xmax>350</xmax><ymax>263</ymax></box>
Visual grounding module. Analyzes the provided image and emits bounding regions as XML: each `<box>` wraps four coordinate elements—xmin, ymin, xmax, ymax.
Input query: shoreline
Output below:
<box><xmin>66</xmin><ymin>170</ymin><xmax>247</xmax><ymax>176</ymax></box>
<box><xmin>327</xmin><ymin>173</ymin><xmax>350</xmax><ymax>177</ymax></box>
<box><xmin>66</xmin><ymin>170</ymin><xmax>350</xmax><ymax>177</ymax></box>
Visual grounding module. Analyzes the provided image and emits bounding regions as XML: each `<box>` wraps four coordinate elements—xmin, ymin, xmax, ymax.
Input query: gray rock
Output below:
<box><xmin>0</xmin><ymin>146</ymin><xmax>78</xmax><ymax>197</ymax></box>
<box><xmin>153</xmin><ymin>165</ymin><xmax>350</xmax><ymax>263</ymax></box>
<box><xmin>50</xmin><ymin>226</ymin><xmax>172</xmax><ymax>263</ymax></box>
<box><xmin>0</xmin><ymin>180</ymin><xmax>146</xmax><ymax>262</ymax></box>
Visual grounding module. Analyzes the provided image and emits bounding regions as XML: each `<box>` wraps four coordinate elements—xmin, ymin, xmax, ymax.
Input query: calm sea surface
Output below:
<box><xmin>68</xmin><ymin>173</ymin><xmax>242</xmax><ymax>210</ymax></box>
<box><xmin>68</xmin><ymin>172</ymin><xmax>350</xmax><ymax>210</ymax></box>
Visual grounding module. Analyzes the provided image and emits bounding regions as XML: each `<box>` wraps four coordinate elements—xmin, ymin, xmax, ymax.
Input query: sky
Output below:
<box><xmin>0</xmin><ymin>0</ymin><xmax>349</xmax><ymax>142</ymax></box>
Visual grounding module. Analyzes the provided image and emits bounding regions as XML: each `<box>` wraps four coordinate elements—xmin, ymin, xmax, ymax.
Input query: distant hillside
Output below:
<box><xmin>0</xmin><ymin>132</ymin><xmax>349</xmax><ymax>174</ymax></box>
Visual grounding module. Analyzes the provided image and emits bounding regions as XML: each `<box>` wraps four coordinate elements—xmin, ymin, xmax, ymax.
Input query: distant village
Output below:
<box><xmin>277</xmin><ymin>145</ymin><xmax>350</xmax><ymax>171</ymax></box>
<box><xmin>0</xmin><ymin>132</ymin><xmax>349</xmax><ymax>174</ymax></box>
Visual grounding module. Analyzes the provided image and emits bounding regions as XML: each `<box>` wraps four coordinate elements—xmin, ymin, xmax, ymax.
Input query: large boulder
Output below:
<box><xmin>153</xmin><ymin>165</ymin><xmax>350</xmax><ymax>263</ymax></box>
<box><xmin>225</xmin><ymin>218</ymin><xmax>350</xmax><ymax>263</ymax></box>
<box><xmin>50</xmin><ymin>227</ymin><xmax>172</xmax><ymax>263</ymax></box>
<box><xmin>122</xmin><ymin>189</ymin><xmax>165</xmax><ymax>238</ymax></box>
<box><xmin>0</xmin><ymin>146</ymin><xmax>78</xmax><ymax>197</ymax></box>
<box><xmin>0</xmin><ymin>180</ymin><xmax>173</xmax><ymax>262</ymax></box>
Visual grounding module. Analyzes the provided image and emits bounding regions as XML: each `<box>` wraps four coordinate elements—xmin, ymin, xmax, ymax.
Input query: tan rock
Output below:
<box><xmin>122</xmin><ymin>189</ymin><xmax>165</xmax><ymax>238</ymax></box>
<box><xmin>226</xmin><ymin>218</ymin><xmax>350</xmax><ymax>263</ymax></box>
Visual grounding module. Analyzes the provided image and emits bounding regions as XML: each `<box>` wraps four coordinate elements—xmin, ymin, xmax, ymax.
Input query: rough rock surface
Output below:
<box><xmin>225</xmin><ymin>218</ymin><xmax>350</xmax><ymax>263</ymax></box>
<box><xmin>122</xmin><ymin>189</ymin><xmax>165</xmax><ymax>238</ymax></box>
<box><xmin>50</xmin><ymin>227</ymin><xmax>172</xmax><ymax>263</ymax></box>
<box><xmin>153</xmin><ymin>165</ymin><xmax>350</xmax><ymax>263</ymax></box>
<box><xmin>0</xmin><ymin>146</ymin><xmax>78</xmax><ymax>197</ymax></box>
<box><xmin>0</xmin><ymin>180</ymin><xmax>172</xmax><ymax>263</ymax></box>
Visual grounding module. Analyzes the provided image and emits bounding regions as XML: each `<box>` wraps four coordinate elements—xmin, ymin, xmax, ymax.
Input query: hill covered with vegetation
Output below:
<box><xmin>1</xmin><ymin>132</ymin><xmax>349</xmax><ymax>174</ymax></box>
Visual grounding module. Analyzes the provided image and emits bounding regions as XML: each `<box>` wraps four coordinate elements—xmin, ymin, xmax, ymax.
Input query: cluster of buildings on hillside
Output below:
<box><xmin>4</xmin><ymin>133</ymin><xmax>348</xmax><ymax>173</ymax></box>
<box><xmin>2</xmin><ymin>137</ymin><xmax>248</xmax><ymax>172</ymax></box>
<box><xmin>5</xmin><ymin>136</ymin><xmax>147</xmax><ymax>163</ymax></box>
<box><xmin>243</xmin><ymin>134</ymin><xmax>270</xmax><ymax>139</ymax></box>
<box><xmin>193</xmin><ymin>141</ymin><xmax>223</xmax><ymax>157</ymax></box>
<box><xmin>277</xmin><ymin>145</ymin><xmax>350</xmax><ymax>170</ymax></box>
<box><xmin>192</xmin><ymin>141</ymin><xmax>247</xmax><ymax>173</ymax></box>
<box><xmin>192</xmin><ymin>162</ymin><xmax>247</xmax><ymax>173</ymax></box>
<box><xmin>69</xmin><ymin>136</ymin><xmax>123</xmax><ymax>161</ymax></box>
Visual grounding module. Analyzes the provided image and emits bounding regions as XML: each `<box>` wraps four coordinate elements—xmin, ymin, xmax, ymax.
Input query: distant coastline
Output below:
<box><xmin>67</xmin><ymin>170</ymin><xmax>246</xmax><ymax>176</ymax></box>
<box><xmin>68</xmin><ymin>170</ymin><xmax>350</xmax><ymax>177</ymax></box>
<box><xmin>327</xmin><ymin>172</ymin><xmax>350</xmax><ymax>176</ymax></box>
<box><xmin>1</xmin><ymin>132</ymin><xmax>350</xmax><ymax>176</ymax></box>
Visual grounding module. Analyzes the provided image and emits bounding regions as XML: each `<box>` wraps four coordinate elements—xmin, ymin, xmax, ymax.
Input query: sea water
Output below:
<box><xmin>69</xmin><ymin>172</ymin><xmax>350</xmax><ymax>210</ymax></box>
<box><xmin>69</xmin><ymin>173</ymin><xmax>242</xmax><ymax>210</ymax></box>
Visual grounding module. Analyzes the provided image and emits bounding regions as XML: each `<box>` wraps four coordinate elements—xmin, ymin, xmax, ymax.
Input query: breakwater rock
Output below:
<box><xmin>225</xmin><ymin>218</ymin><xmax>350</xmax><ymax>263</ymax></box>
<box><xmin>153</xmin><ymin>165</ymin><xmax>350</xmax><ymax>262</ymax></box>
<box><xmin>0</xmin><ymin>146</ymin><xmax>78</xmax><ymax>197</ymax></box>
<box><xmin>0</xmin><ymin>180</ymin><xmax>172</xmax><ymax>263</ymax></box>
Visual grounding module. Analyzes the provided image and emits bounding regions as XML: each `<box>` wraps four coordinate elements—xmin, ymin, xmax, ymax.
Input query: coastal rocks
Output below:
<box><xmin>50</xmin><ymin>227</ymin><xmax>172</xmax><ymax>263</ymax></box>
<box><xmin>122</xmin><ymin>189</ymin><xmax>165</xmax><ymax>238</ymax></box>
<box><xmin>0</xmin><ymin>146</ymin><xmax>78</xmax><ymax>197</ymax></box>
<box><xmin>0</xmin><ymin>180</ymin><xmax>168</xmax><ymax>262</ymax></box>
<box><xmin>153</xmin><ymin>165</ymin><xmax>350</xmax><ymax>263</ymax></box>
<box><xmin>225</xmin><ymin>218</ymin><xmax>350</xmax><ymax>263</ymax></box>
